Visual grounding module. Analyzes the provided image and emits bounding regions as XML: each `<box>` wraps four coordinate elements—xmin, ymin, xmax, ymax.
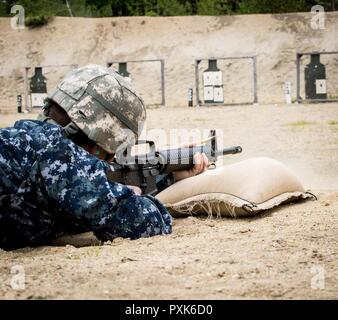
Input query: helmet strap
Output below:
<box><xmin>41</xmin><ymin>101</ymin><xmax>79</xmax><ymax>138</ymax></box>
<box><xmin>39</xmin><ymin>102</ymin><xmax>60</xmax><ymax>127</ymax></box>
<box><xmin>63</xmin><ymin>121</ymin><xmax>79</xmax><ymax>138</ymax></box>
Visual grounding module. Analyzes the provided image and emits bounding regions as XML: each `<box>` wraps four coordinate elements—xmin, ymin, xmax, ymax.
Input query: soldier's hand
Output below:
<box><xmin>173</xmin><ymin>152</ymin><xmax>209</xmax><ymax>182</ymax></box>
<box><xmin>127</xmin><ymin>185</ymin><xmax>142</xmax><ymax>195</ymax></box>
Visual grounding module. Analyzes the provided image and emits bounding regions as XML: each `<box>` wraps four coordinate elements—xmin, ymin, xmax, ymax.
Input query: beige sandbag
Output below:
<box><xmin>156</xmin><ymin>157</ymin><xmax>315</xmax><ymax>217</ymax></box>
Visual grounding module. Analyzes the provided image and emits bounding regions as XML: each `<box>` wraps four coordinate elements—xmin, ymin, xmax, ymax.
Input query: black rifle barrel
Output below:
<box><xmin>157</xmin><ymin>145</ymin><xmax>241</xmax><ymax>163</ymax></box>
<box><xmin>217</xmin><ymin>145</ymin><xmax>242</xmax><ymax>156</ymax></box>
<box><xmin>158</xmin><ymin>145</ymin><xmax>242</xmax><ymax>174</ymax></box>
<box><xmin>107</xmin><ymin>144</ymin><xmax>242</xmax><ymax>187</ymax></box>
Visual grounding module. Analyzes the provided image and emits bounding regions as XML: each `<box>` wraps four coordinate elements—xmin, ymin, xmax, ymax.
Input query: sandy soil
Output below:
<box><xmin>0</xmin><ymin>103</ymin><xmax>337</xmax><ymax>299</ymax></box>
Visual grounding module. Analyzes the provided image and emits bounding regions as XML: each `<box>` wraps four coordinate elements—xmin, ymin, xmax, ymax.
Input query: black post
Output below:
<box><xmin>17</xmin><ymin>95</ymin><xmax>22</xmax><ymax>113</ymax></box>
<box><xmin>296</xmin><ymin>54</ymin><xmax>302</xmax><ymax>103</ymax></box>
<box><xmin>195</xmin><ymin>60</ymin><xmax>201</xmax><ymax>107</ymax></box>
<box><xmin>188</xmin><ymin>88</ymin><xmax>193</xmax><ymax>107</ymax></box>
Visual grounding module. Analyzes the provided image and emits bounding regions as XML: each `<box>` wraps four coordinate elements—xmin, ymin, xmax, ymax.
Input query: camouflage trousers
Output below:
<box><xmin>0</xmin><ymin>193</ymin><xmax>172</xmax><ymax>251</ymax></box>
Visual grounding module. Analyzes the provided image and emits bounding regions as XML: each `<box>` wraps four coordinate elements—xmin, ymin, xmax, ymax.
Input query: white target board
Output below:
<box><xmin>316</xmin><ymin>79</ymin><xmax>327</xmax><ymax>94</ymax></box>
<box><xmin>213</xmin><ymin>71</ymin><xmax>223</xmax><ymax>86</ymax></box>
<box><xmin>203</xmin><ymin>72</ymin><xmax>214</xmax><ymax>86</ymax></box>
<box><xmin>214</xmin><ymin>87</ymin><xmax>224</xmax><ymax>102</ymax></box>
<box><xmin>204</xmin><ymin>86</ymin><xmax>214</xmax><ymax>101</ymax></box>
<box><xmin>31</xmin><ymin>93</ymin><xmax>47</xmax><ymax>108</ymax></box>
<box><xmin>203</xmin><ymin>71</ymin><xmax>223</xmax><ymax>86</ymax></box>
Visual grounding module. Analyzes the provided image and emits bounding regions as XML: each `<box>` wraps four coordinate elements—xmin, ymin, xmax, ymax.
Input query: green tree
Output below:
<box><xmin>157</xmin><ymin>0</ymin><xmax>187</xmax><ymax>16</ymax></box>
<box><xmin>0</xmin><ymin>0</ymin><xmax>336</xmax><ymax>17</ymax></box>
<box><xmin>238</xmin><ymin>0</ymin><xmax>307</xmax><ymax>14</ymax></box>
<box><xmin>197</xmin><ymin>0</ymin><xmax>235</xmax><ymax>15</ymax></box>
<box><xmin>238</xmin><ymin>0</ymin><xmax>337</xmax><ymax>14</ymax></box>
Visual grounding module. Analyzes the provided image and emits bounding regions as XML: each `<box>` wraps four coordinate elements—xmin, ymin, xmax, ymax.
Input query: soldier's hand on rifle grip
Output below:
<box><xmin>173</xmin><ymin>152</ymin><xmax>209</xmax><ymax>182</ymax></box>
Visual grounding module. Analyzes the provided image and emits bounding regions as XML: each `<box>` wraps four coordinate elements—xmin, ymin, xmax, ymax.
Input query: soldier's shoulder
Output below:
<box><xmin>8</xmin><ymin>120</ymin><xmax>66</xmax><ymax>149</ymax></box>
<box><xmin>13</xmin><ymin>119</ymin><xmax>62</xmax><ymax>135</ymax></box>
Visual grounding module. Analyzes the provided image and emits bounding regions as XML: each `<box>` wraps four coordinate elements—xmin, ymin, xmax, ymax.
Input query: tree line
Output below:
<box><xmin>0</xmin><ymin>0</ymin><xmax>336</xmax><ymax>18</ymax></box>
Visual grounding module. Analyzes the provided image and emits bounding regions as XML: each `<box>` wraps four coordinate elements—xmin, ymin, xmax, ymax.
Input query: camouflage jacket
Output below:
<box><xmin>0</xmin><ymin>120</ymin><xmax>172</xmax><ymax>250</ymax></box>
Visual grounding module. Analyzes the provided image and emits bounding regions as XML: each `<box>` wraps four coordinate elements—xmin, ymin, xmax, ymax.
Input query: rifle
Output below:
<box><xmin>107</xmin><ymin>130</ymin><xmax>242</xmax><ymax>195</ymax></box>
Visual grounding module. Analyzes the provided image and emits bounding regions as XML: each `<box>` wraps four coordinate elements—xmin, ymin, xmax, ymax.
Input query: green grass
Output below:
<box><xmin>285</xmin><ymin>121</ymin><xmax>316</xmax><ymax>127</ymax></box>
<box><xmin>328</xmin><ymin>120</ymin><xmax>338</xmax><ymax>125</ymax></box>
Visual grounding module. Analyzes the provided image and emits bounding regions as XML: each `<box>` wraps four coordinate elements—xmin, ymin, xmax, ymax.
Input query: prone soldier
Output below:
<box><xmin>0</xmin><ymin>64</ymin><xmax>208</xmax><ymax>250</ymax></box>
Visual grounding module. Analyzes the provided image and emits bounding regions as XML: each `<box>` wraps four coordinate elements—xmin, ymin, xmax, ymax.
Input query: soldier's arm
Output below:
<box><xmin>155</xmin><ymin>152</ymin><xmax>209</xmax><ymax>193</ymax></box>
<box><xmin>37</xmin><ymin>130</ymin><xmax>172</xmax><ymax>241</ymax></box>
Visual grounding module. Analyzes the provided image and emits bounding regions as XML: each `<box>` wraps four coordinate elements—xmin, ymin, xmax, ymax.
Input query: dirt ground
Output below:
<box><xmin>0</xmin><ymin>103</ymin><xmax>337</xmax><ymax>299</ymax></box>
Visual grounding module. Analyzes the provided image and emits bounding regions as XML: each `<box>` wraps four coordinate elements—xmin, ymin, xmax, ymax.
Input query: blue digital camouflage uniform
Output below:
<box><xmin>0</xmin><ymin>120</ymin><xmax>172</xmax><ymax>250</ymax></box>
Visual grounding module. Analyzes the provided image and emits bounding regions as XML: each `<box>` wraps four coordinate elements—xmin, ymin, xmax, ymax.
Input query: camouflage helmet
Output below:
<box><xmin>38</xmin><ymin>64</ymin><xmax>146</xmax><ymax>154</ymax></box>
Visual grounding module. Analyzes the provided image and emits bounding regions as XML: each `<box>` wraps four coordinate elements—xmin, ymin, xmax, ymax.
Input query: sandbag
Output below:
<box><xmin>156</xmin><ymin>157</ymin><xmax>314</xmax><ymax>217</ymax></box>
